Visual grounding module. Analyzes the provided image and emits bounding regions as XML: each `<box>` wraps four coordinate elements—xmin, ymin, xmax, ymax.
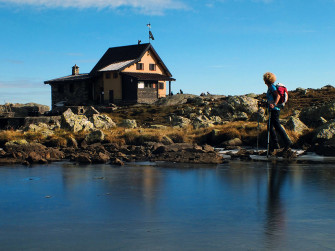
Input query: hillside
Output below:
<box><xmin>108</xmin><ymin>85</ymin><xmax>335</xmax><ymax>127</ymax></box>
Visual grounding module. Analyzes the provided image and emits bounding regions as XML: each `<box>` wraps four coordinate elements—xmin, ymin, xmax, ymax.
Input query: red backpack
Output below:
<box><xmin>276</xmin><ymin>83</ymin><xmax>288</xmax><ymax>106</ymax></box>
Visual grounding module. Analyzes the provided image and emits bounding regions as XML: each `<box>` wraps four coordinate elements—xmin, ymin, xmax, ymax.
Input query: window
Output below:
<box><xmin>69</xmin><ymin>83</ymin><xmax>74</xmax><ymax>93</ymax></box>
<box><xmin>106</xmin><ymin>73</ymin><xmax>111</xmax><ymax>79</ymax></box>
<box><xmin>138</xmin><ymin>82</ymin><xmax>144</xmax><ymax>88</ymax></box>
<box><xmin>145</xmin><ymin>83</ymin><xmax>153</xmax><ymax>88</ymax></box>
<box><xmin>159</xmin><ymin>82</ymin><xmax>164</xmax><ymax>89</ymax></box>
<box><xmin>113</xmin><ymin>72</ymin><xmax>118</xmax><ymax>79</ymax></box>
<box><xmin>136</xmin><ymin>63</ymin><xmax>144</xmax><ymax>70</ymax></box>
<box><xmin>149</xmin><ymin>64</ymin><xmax>156</xmax><ymax>71</ymax></box>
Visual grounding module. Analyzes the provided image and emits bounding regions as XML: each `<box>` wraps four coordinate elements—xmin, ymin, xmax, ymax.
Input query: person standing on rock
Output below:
<box><xmin>263</xmin><ymin>72</ymin><xmax>292</xmax><ymax>152</ymax></box>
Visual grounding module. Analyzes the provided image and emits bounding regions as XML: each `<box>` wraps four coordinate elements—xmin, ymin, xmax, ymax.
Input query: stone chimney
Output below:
<box><xmin>72</xmin><ymin>64</ymin><xmax>79</xmax><ymax>75</ymax></box>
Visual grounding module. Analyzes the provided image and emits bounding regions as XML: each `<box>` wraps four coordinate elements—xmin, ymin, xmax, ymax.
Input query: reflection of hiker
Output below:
<box><xmin>263</xmin><ymin>72</ymin><xmax>292</xmax><ymax>152</ymax></box>
<box><xmin>265</xmin><ymin>164</ymin><xmax>287</xmax><ymax>247</ymax></box>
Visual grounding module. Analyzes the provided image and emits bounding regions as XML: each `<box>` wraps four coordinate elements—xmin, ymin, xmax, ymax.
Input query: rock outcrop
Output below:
<box><xmin>118</xmin><ymin>119</ymin><xmax>137</xmax><ymax>128</ymax></box>
<box><xmin>2</xmin><ymin>141</ymin><xmax>64</xmax><ymax>164</ymax></box>
<box><xmin>285</xmin><ymin>116</ymin><xmax>309</xmax><ymax>135</ymax></box>
<box><xmin>90</xmin><ymin>114</ymin><xmax>116</xmax><ymax>129</ymax></box>
<box><xmin>150</xmin><ymin>143</ymin><xmax>223</xmax><ymax>164</ymax></box>
<box><xmin>61</xmin><ymin>109</ymin><xmax>94</xmax><ymax>133</ymax></box>
<box><xmin>299</xmin><ymin>102</ymin><xmax>335</xmax><ymax>127</ymax></box>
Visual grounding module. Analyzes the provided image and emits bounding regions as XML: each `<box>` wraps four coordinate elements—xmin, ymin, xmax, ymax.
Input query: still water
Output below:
<box><xmin>0</xmin><ymin>161</ymin><xmax>335</xmax><ymax>251</ymax></box>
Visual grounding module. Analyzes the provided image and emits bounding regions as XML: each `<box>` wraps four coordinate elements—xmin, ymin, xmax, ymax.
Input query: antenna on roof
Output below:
<box><xmin>147</xmin><ymin>23</ymin><xmax>155</xmax><ymax>43</ymax></box>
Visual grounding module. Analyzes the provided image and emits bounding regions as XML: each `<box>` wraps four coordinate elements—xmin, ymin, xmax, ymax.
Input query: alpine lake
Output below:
<box><xmin>1</xmin><ymin>158</ymin><xmax>335</xmax><ymax>251</ymax></box>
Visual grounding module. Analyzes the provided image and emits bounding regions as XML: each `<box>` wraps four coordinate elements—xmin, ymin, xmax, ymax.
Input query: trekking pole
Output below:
<box><xmin>266</xmin><ymin>106</ymin><xmax>271</xmax><ymax>158</ymax></box>
<box><xmin>256</xmin><ymin>107</ymin><xmax>260</xmax><ymax>152</ymax></box>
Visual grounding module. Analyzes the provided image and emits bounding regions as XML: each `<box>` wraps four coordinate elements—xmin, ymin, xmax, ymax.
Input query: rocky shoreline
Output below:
<box><xmin>0</xmin><ymin>141</ymin><xmax>225</xmax><ymax>166</ymax></box>
<box><xmin>0</xmin><ymin>139</ymin><xmax>316</xmax><ymax>166</ymax></box>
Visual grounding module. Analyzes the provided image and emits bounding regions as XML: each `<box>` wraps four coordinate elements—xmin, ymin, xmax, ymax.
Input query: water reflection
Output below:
<box><xmin>265</xmin><ymin>163</ymin><xmax>288</xmax><ymax>249</ymax></box>
<box><xmin>1</xmin><ymin>161</ymin><xmax>335</xmax><ymax>250</ymax></box>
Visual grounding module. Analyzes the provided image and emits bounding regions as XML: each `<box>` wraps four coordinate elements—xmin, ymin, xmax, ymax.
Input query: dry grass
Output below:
<box><xmin>0</xmin><ymin>130</ymin><xmax>24</xmax><ymax>146</ymax></box>
<box><xmin>0</xmin><ymin>119</ymin><xmax>309</xmax><ymax>149</ymax></box>
<box><xmin>23</xmin><ymin>131</ymin><xmax>44</xmax><ymax>142</ymax></box>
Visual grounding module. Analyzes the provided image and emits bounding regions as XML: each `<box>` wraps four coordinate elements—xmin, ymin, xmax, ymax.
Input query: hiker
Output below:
<box><xmin>263</xmin><ymin>72</ymin><xmax>292</xmax><ymax>152</ymax></box>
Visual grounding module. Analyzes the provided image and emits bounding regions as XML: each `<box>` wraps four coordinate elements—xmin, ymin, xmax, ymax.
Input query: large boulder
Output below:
<box><xmin>249</xmin><ymin>108</ymin><xmax>266</xmax><ymax>122</ymax></box>
<box><xmin>312</xmin><ymin>120</ymin><xmax>335</xmax><ymax>143</ymax></box>
<box><xmin>285</xmin><ymin>116</ymin><xmax>309</xmax><ymax>135</ymax></box>
<box><xmin>23</xmin><ymin>123</ymin><xmax>55</xmax><ymax>137</ymax></box>
<box><xmin>170</xmin><ymin>115</ymin><xmax>191</xmax><ymax>128</ymax></box>
<box><xmin>118</xmin><ymin>119</ymin><xmax>137</xmax><ymax>128</ymax></box>
<box><xmin>299</xmin><ymin>102</ymin><xmax>335</xmax><ymax>127</ymax></box>
<box><xmin>192</xmin><ymin>115</ymin><xmax>214</xmax><ymax>129</ymax></box>
<box><xmin>226</xmin><ymin>95</ymin><xmax>259</xmax><ymax>115</ymax></box>
<box><xmin>150</xmin><ymin>143</ymin><xmax>223</xmax><ymax>164</ymax></box>
<box><xmin>61</xmin><ymin>108</ymin><xmax>94</xmax><ymax>133</ymax></box>
<box><xmin>221</xmin><ymin>138</ymin><xmax>243</xmax><ymax>147</ymax></box>
<box><xmin>4</xmin><ymin>141</ymin><xmax>64</xmax><ymax>164</ymax></box>
<box><xmin>232</xmin><ymin>111</ymin><xmax>249</xmax><ymax>121</ymax></box>
<box><xmin>85</xmin><ymin>130</ymin><xmax>105</xmax><ymax>144</ymax></box>
<box><xmin>90</xmin><ymin>114</ymin><xmax>116</xmax><ymax>130</ymax></box>
<box><xmin>186</xmin><ymin>97</ymin><xmax>206</xmax><ymax>106</ymax></box>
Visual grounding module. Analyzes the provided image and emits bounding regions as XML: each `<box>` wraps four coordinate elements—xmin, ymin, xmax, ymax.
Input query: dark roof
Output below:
<box><xmin>90</xmin><ymin>43</ymin><xmax>151</xmax><ymax>75</ymax></box>
<box><xmin>44</xmin><ymin>74</ymin><xmax>91</xmax><ymax>84</ymax></box>
<box><xmin>122</xmin><ymin>72</ymin><xmax>175</xmax><ymax>81</ymax></box>
<box><xmin>90</xmin><ymin>43</ymin><xmax>172</xmax><ymax>77</ymax></box>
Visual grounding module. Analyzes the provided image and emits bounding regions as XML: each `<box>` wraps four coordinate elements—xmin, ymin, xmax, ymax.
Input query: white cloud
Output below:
<box><xmin>0</xmin><ymin>0</ymin><xmax>187</xmax><ymax>15</ymax></box>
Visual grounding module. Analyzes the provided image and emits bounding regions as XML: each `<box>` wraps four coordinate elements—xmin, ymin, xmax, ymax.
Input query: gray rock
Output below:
<box><xmin>222</xmin><ymin>138</ymin><xmax>243</xmax><ymax>147</ymax></box>
<box><xmin>300</xmin><ymin>102</ymin><xmax>335</xmax><ymax>127</ymax></box>
<box><xmin>85</xmin><ymin>130</ymin><xmax>105</xmax><ymax>144</ymax></box>
<box><xmin>24</xmin><ymin>123</ymin><xmax>55</xmax><ymax>136</ymax></box>
<box><xmin>285</xmin><ymin>116</ymin><xmax>309</xmax><ymax>135</ymax></box>
<box><xmin>171</xmin><ymin>115</ymin><xmax>191</xmax><ymax>128</ymax></box>
<box><xmin>192</xmin><ymin>115</ymin><xmax>214</xmax><ymax>129</ymax></box>
<box><xmin>61</xmin><ymin>108</ymin><xmax>94</xmax><ymax>133</ymax></box>
<box><xmin>90</xmin><ymin>114</ymin><xmax>116</xmax><ymax>130</ymax></box>
<box><xmin>227</xmin><ymin>95</ymin><xmax>259</xmax><ymax>115</ymax></box>
<box><xmin>249</xmin><ymin>108</ymin><xmax>266</xmax><ymax>122</ymax></box>
<box><xmin>295</xmin><ymin>87</ymin><xmax>307</xmax><ymax>94</ymax></box>
<box><xmin>187</xmin><ymin>97</ymin><xmax>205</xmax><ymax>106</ymax></box>
<box><xmin>233</xmin><ymin>111</ymin><xmax>249</xmax><ymax>121</ymax></box>
<box><xmin>312</xmin><ymin>120</ymin><xmax>335</xmax><ymax>143</ymax></box>
<box><xmin>84</xmin><ymin>106</ymin><xmax>100</xmax><ymax>116</ymax></box>
<box><xmin>118</xmin><ymin>119</ymin><xmax>137</xmax><ymax>128</ymax></box>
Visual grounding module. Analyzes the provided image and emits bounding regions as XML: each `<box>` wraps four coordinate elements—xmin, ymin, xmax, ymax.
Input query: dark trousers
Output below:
<box><xmin>268</xmin><ymin>109</ymin><xmax>291</xmax><ymax>149</ymax></box>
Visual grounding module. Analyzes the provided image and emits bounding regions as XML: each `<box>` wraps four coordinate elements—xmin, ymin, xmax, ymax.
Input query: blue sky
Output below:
<box><xmin>1</xmin><ymin>0</ymin><xmax>335</xmax><ymax>107</ymax></box>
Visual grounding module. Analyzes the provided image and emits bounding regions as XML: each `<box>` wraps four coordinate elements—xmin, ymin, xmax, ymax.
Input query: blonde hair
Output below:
<box><xmin>263</xmin><ymin>72</ymin><xmax>276</xmax><ymax>84</ymax></box>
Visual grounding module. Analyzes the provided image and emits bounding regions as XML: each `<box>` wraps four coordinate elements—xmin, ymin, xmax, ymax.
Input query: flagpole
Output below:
<box><xmin>147</xmin><ymin>23</ymin><xmax>151</xmax><ymax>43</ymax></box>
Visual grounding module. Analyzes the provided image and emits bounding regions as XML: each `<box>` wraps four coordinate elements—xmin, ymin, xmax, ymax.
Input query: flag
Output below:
<box><xmin>149</xmin><ymin>31</ymin><xmax>155</xmax><ymax>40</ymax></box>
